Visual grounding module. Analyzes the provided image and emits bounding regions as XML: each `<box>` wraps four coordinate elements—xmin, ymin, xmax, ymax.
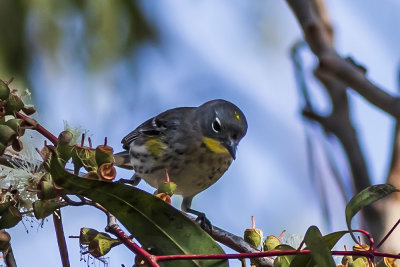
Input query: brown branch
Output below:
<box><xmin>287</xmin><ymin>0</ymin><xmax>400</xmax><ymax>118</ymax></box>
<box><xmin>287</xmin><ymin>0</ymin><xmax>386</xmax><ymax>240</ymax></box>
<box><xmin>53</xmin><ymin>209</ymin><xmax>70</xmax><ymax>267</ymax></box>
<box><xmin>0</xmin><ymin>230</ymin><xmax>16</xmax><ymax>267</ymax></box>
<box><xmin>4</xmin><ymin>245</ymin><xmax>17</xmax><ymax>267</ymax></box>
<box><xmin>205</xmin><ymin>225</ymin><xmax>274</xmax><ymax>266</ymax></box>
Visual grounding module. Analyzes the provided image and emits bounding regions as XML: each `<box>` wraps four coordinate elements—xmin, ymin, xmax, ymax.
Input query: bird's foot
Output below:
<box><xmin>186</xmin><ymin>208</ymin><xmax>212</xmax><ymax>232</ymax></box>
<box><xmin>116</xmin><ymin>174</ymin><xmax>141</xmax><ymax>186</ymax></box>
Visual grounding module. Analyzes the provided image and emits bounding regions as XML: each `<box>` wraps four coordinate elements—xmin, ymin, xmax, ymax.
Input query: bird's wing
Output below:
<box><xmin>121</xmin><ymin>107</ymin><xmax>193</xmax><ymax>150</ymax></box>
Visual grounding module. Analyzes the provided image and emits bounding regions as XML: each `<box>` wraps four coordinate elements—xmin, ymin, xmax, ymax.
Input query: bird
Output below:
<box><xmin>114</xmin><ymin>99</ymin><xmax>247</xmax><ymax>228</ymax></box>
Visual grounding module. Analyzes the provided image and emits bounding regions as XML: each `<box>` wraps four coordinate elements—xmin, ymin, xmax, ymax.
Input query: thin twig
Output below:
<box><xmin>286</xmin><ymin>0</ymin><xmax>385</xmax><ymax>240</ymax></box>
<box><xmin>205</xmin><ymin>225</ymin><xmax>274</xmax><ymax>266</ymax></box>
<box><xmin>15</xmin><ymin>112</ymin><xmax>58</xmax><ymax>145</ymax></box>
<box><xmin>105</xmin><ymin>213</ymin><xmax>159</xmax><ymax>267</ymax></box>
<box><xmin>4</xmin><ymin>244</ymin><xmax>17</xmax><ymax>267</ymax></box>
<box><xmin>375</xmin><ymin>218</ymin><xmax>400</xmax><ymax>250</ymax></box>
<box><xmin>53</xmin><ymin>209</ymin><xmax>70</xmax><ymax>267</ymax></box>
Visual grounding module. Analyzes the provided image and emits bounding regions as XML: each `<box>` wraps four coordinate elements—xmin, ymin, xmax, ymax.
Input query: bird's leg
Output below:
<box><xmin>182</xmin><ymin>197</ymin><xmax>212</xmax><ymax>231</ymax></box>
<box><xmin>117</xmin><ymin>174</ymin><xmax>141</xmax><ymax>186</ymax></box>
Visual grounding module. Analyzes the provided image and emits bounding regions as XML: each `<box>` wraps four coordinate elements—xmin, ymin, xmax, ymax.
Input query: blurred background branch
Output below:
<box><xmin>287</xmin><ymin>0</ymin><xmax>400</xmax><ymax>250</ymax></box>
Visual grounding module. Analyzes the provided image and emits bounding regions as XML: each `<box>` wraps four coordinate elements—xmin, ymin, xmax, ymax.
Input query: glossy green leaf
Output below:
<box><xmin>47</xmin><ymin>148</ymin><xmax>227</xmax><ymax>267</ymax></box>
<box><xmin>290</xmin><ymin>230</ymin><xmax>347</xmax><ymax>267</ymax></box>
<box><xmin>273</xmin><ymin>244</ymin><xmax>296</xmax><ymax>267</ymax></box>
<box><xmin>303</xmin><ymin>226</ymin><xmax>335</xmax><ymax>267</ymax></box>
<box><xmin>345</xmin><ymin>184</ymin><xmax>397</xmax><ymax>242</ymax></box>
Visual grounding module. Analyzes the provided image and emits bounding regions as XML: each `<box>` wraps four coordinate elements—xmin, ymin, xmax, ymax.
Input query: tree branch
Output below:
<box><xmin>287</xmin><ymin>0</ymin><xmax>400</xmax><ymax>118</ymax></box>
<box><xmin>287</xmin><ymin>0</ymin><xmax>385</xmax><ymax>240</ymax></box>
<box><xmin>53</xmin><ymin>209</ymin><xmax>70</xmax><ymax>267</ymax></box>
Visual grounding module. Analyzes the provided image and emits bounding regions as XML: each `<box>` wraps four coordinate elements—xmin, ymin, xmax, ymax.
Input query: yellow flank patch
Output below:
<box><xmin>145</xmin><ymin>137</ymin><xmax>167</xmax><ymax>157</ymax></box>
<box><xmin>235</xmin><ymin>111</ymin><xmax>240</xmax><ymax>121</ymax></box>
<box><xmin>202</xmin><ymin>137</ymin><xmax>229</xmax><ymax>154</ymax></box>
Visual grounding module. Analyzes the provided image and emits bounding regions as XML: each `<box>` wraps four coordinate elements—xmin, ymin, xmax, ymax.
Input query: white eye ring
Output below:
<box><xmin>212</xmin><ymin>117</ymin><xmax>221</xmax><ymax>133</ymax></box>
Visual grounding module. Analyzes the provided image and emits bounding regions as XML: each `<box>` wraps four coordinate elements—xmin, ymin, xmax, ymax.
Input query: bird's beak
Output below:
<box><xmin>223</xmin><ymin>139</ymin><xmax>237</xmax><ymax>160</ymax></box>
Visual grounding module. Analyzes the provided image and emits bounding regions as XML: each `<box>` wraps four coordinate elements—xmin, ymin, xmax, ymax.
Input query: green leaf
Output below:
<box><xmin>290</xmin><ymin>230</ymin><xmax>347</xmax><ymax>267</ymax></box>
<box><xmin>303</xmin><ymin>226</ymin><xmax>335</xmax><ymax>267</ymax></box>
<box><xmin>47</xmin><ymin>148</ymin><xmax>227</xmax><ymax>267</ymax></box>
<box><xmin>345</xmin><ymin>184</ymin><xmax>397</xmax><ymax>243</ymax></box>
<box><xmin>273</xmin><ymin>244</ymin><xmax>296</xmax><ymax>267</ymax></box>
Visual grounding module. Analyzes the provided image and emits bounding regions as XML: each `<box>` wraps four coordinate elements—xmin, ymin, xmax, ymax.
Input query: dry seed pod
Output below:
<box><xmin>155</xmin><ymin>193</ymin><xmax>171</xmax><ymax>204</ymax></box>
<box><xmin>0</xmin><ymin>230</ymin><xmax>10</xmax><ymax>251</ymax></box>
<box><xmin>22</xmin><ymin>105</ymin><xmax>36</xmax><ymax>115</ymax></box>
<box><xmin>11</xmin><ymin>138</ymin><xmax>23</xmax><ymax>152</ymax></box>
<box><xmin>0</xmin><ymin>206</ymin><xmax>22</xmax><ymax>229</ymax></box>
<box><xmin>95</xmin><ymin>144</ymin><xmax>114</xmax><ymax>166</ymax></box>
<box><xmin>0</xmin><ymin>81</ymin><xmax>10</xmax><ymax>101</ymax></box>
<box><xmin>98</xmin><ymin>163</ymin><xmax>116</xmax><ymax>180</ymax></box>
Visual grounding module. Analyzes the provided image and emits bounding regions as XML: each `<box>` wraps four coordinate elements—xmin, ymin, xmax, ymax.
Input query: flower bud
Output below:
<box><xmin>5</xmin><ymin>94</ymin><xmax>24</xmax><ymax>115</ymax></box>
<box><xmin>157</xmin><ymin>181</ymin><xmax>177</xmax><ymax>196</ymax></box>
<box><xmin>352</xmin><ymin>243</ymin><xmax>369</xmax><ymax>263</ymax></box>
<box><xmin>79</xmin><ymin>228</ymin><xmax>99</xmax><ymax>245</ymax></box>
<box><xmin>244</xmin><ymin>228</ymin><xmax>263</xmax><ymax>248</ymax></box>
<box><xmin>33</xmin><ymin>199</ymin><xmax>63</xmax><ymax>219</ymax></box>
<box><xmin>0</xmin><ymin>206</ymin><xmax>22</xmax><ymax>229</ymax></box>
<box><xmin>263</xmin><ymin>235</ymin><xmax>281</xmax><ymax>251</ymax></box>
<box><xmin>95</xmin><ymin>145</ymin><xmax>114</xmax><ymax>166</ymax></box>
<box><xmin>37</xmin><ymin>174</ymin><xmax>58</xmax><ymax>200</ymax></box>
<box><xmin>0</xmin><ymin>81</ymin><xmax>10</xmax><ymax>101</ymax></box>
<box><xmin>57</xmin><ymin>131</ymin><xmax>74</xmax><ymax>166</ymax></box>
<box><xmin>0</xmin><ymin>125</ymin><xmax>17</xmax><ymax>146</ymax></box>
<box><xmin>88</xmin><ymin>233</ymin><xmax>120</xmax><ymax>258</ymax></box>
<box><xmin>341</xmin><ymin>255</ymin><xmax>353</xmax><ymax>265</ymax></box>
<box><xmin>5</xmin><ymin>118</ymin><xmax>26</xmax><ymax>136</ymax></box>
<box><xmin>244</xmin><ymin>216</ymin><xmax>263</xmax><ymax>248</ymax></box>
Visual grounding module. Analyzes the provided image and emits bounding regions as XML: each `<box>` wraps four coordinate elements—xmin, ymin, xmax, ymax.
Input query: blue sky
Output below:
<box><xmin>6</xmin><ymin>1</ymin><xmax>400</xmax><ymax>266</ymax></box>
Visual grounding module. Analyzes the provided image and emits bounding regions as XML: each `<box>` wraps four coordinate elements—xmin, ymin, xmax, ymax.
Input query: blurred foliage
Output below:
<box><xmin>0</xmin><ymin>0</ymin><xmax>156</xmax><ymax>84</ymax></box>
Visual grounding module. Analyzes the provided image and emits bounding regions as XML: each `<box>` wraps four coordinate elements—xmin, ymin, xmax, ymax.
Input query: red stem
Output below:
<box><xmin>16</xmin><ymin>112</ymin><xmax>58</xmax><ymax>145</ymax></box>
<box><xmin>53</xmin><ymin>210</ymin><xmax>70</xmax><ymax>267</ymax></box>
<box><xmin>107</xmin><ymin>226</ymin><xmax>159</xmax><ymax>267</ymax></box>
<box><xmin>354</xmin><ymin>229</ymin><xmax>374</xmax><ymax>248</ymax></box>
<box><xmin>375</xmin><ymin>218</ymin><xmax>400</xmax><ymax>250</ymax></box>
<box><xmin>156</xmin><ymin>248</ymin><xmax>400</xmax><ymax>262</ymax></box>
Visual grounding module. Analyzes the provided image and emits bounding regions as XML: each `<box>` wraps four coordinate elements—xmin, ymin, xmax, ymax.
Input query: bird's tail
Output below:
<box><xmin>113</xmin><ymin>151</ymin><xmax>134</xmax><ymax>170</ymax></box>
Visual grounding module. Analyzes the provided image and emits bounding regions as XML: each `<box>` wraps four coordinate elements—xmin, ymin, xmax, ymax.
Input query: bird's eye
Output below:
<box><xmin>212</xmin><ymin>117</ymin><xmax>221</xmax><ymax>133</ymax></box>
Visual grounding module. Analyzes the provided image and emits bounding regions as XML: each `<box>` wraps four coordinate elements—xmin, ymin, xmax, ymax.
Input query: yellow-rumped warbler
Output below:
<box><xmin>115</xmin><ymin>99</ymin><xmax>247</xmax><ymax>225</ymax></box>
